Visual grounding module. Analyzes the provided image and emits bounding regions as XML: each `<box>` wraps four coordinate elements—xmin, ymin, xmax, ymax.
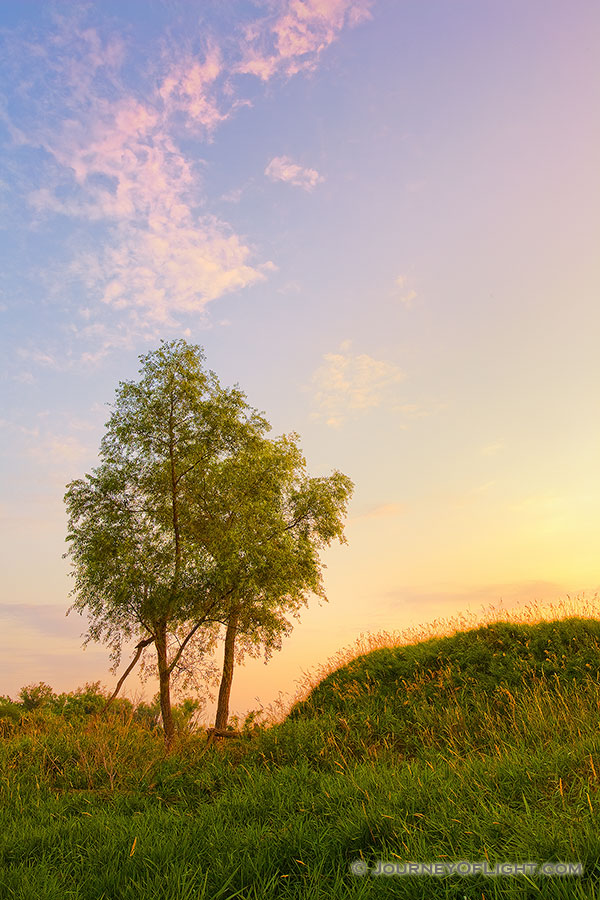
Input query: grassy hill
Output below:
<box><xmin>1</xmin><ymin>614</ymin><xmax>600</xmax><ymax>899</ymax></box>
<box><xmin>287</xmin><ymin>617</ymin><xmax>600</xmax><ymax>759</ymax></box>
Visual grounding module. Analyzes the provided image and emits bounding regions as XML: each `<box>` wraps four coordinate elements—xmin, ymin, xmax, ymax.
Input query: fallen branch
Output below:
<box><xmin>205</xmin><ymin>727</ymin><xmax>242</xmax><ymax>742</ymax></box>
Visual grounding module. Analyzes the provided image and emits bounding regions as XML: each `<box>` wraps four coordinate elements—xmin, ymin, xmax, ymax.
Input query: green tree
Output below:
<box><xmin>203</xmin><ymin>434</ymin><xmax>354</xmax><ymax>730</ymax></box>
<box><xmin>64</xmin><ymin>340</ymin><xmax>353</xmax><ymax>744</ymax></box>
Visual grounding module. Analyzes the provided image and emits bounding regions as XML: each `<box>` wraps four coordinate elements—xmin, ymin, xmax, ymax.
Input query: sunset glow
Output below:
<box><xmin>1</xmin><ymin>0</ymin><xmax>599</xmax><ymax>718</ymax></box>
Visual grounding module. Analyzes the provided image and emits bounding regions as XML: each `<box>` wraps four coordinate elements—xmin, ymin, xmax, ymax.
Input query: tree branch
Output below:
<box><xmin>166</xmin><ymin>590</ymin><xmax>235</xmax><ymax>676</ymax></box>
<box><xmin>98</xmin><ymin>635</ymin><xmax>155</xmax><ymax>716</ymax></box>
<box><xmin>256</xmin><ymin>510</ymin><xmax>313</xmax><ymax>547</ymax></box>
<box><xmin>174</xmin><ymin>453</ymin><xmax>208</xmax><ymax>486</ymax></box>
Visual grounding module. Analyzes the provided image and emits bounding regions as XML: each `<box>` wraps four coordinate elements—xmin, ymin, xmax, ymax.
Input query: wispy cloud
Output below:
<box><xmin>0</xmin><ymin>604</ymin><xmax>80</xmax><ymax>642</ymax></box>
<box><xmin>265</xmin><ymin>155</ymin><xmax>324</xmax><ymax>190</ymax></box>
<box><xmin>0</xmin><ymin>414</ymin><xmax>97</xmax><ymax>472</ymax></box>
<box><xmin>238</xmin><ymin>0</ymin><xmax>374</xmax><ymax>80</ymax></box>
<box><xmin>310</xmin><ymin>341</ymin><xmax>405</xmax><ymax>427</ymax></box>
<box><xmin>28</xmin><ymin>72</ymin><xmax>267</xmax><ymax>326</ymax></box>
<box><xmin>16</xmin><ymin>347</ymin><xmax>62</xmax><ymax>370</ymax></box>
<box><xmin>351</xmin><ymin>502</ymin><xmax>405</xmax><ymax>521</ymax></box>
<box><xmin>158</xmin><ymin>44</ymin><xmax>227</xmax><ymax>133</ymax></box>
<box><xmin>394</xmin><ymin>274</ymin><xmax>417</xmax><ymax>308</ymax></box>
<box><xmin>481</xmin><ymin>441</ymin><xmax>505</xmax><ymax>456</ymax></box>
<box><xmin>0</xmin><ymin>418</ymin><xmax>39</xmax><ymax>440</ymax></box>
<box><xmin>28</xmin><ymin>434</ymin><xmax>91</xmax><ymax>468</ymax></box>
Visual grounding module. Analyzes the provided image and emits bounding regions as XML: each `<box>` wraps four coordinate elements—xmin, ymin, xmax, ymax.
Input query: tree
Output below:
<box><xmin>65</xmin><ymin>340</ymin><xmax>264</xmax><ymax>744</ymax></box>
<box><xmin>201</xmin><ymin>433</ymin><xmax>354</xmax><ymax>730</ymax></box>
<box><xmin>64</xmin><ymin>340</ymin><xmax>353</xmax><ymax>744</ymax></box>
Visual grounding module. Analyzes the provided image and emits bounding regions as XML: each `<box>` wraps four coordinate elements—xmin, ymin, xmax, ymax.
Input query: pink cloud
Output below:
<box><xmin>310</xmin><ymin>341</ymin><xmax>405</xmax><ymax>427</ymax></box>
<box><xmin>238</xmin><ymin>0</ymin><xmax>374</xmax><ymax>80</ymax></box>
<box><xmin>100</xmin><ymin>215</ymin><xmax>266</xmax><ymax>323</ymax></box>
<box><xmin>15</xmin><ymin>5</ymin><xmax>373</xmax><ymax>346</ymax></box>
<box><xmin>29</xmin><ymin>48</ymin><xmax>266</xmax><ymax>325</ymax></box>
<box><xmin>265</xmin><ymin>155</ymin><xmax>324</xmax><ymax>190</ymax></box>
<box><xmin>159</xmin><ymin>45</ymin><xmax>227</xmax><ymax>132</ymax></box>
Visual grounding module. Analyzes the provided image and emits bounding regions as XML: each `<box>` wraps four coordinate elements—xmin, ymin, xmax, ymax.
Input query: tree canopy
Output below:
<box><xmin>64</xmin><ymin>340</ymin><xmax>353</xmax><ymax>743</ymax></box>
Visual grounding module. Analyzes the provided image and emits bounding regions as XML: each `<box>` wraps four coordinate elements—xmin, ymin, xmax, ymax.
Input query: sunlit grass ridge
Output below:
<box><xmin>274</xmin><ymin>592</ymin><xmax>600</xmax><ymax>721</ymax></box>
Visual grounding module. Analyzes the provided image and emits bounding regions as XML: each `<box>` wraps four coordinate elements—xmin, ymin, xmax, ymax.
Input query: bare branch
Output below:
<box><xmin>166</xmin><ymin>591</ymin><xmax>231</xmax><ymax>676</ymax></box>
<box><xmin>98</xmin><ymin>634</ymin><xmax>155</xmax><ymax>716</ymax></box>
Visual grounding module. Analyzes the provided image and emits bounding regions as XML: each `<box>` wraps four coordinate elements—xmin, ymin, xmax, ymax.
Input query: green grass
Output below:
<box><xmin>2</xmin><ymin>615</ymin><xmax>600</xmax><ymax>898</ymax></box>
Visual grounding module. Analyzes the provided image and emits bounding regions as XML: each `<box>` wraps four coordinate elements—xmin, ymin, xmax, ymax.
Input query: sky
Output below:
<box><xmin>1</xmin><ymin>0</ymin><xmax>599</xmax><ymax>719</ymax></box>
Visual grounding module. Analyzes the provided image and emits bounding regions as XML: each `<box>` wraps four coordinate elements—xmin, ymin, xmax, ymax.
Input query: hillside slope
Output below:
<box><xmin>286</xmin><ymin>617</ymin><xmax>600</xmax><ymax>759</ymax></box>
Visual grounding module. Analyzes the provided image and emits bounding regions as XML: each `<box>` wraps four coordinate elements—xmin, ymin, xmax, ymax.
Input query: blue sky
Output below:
<box><xmin>1</xmin><ymin>0</ymin><xmax>599</xmax><ymax>717</ymax></box>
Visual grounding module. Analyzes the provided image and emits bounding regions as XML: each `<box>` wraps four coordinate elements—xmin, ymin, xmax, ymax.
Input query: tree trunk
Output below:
<box><xmin>214</xmin><ymin>609</ymin><xmax>240</xmax><ymax>730</ymax></box>
<box><xmin>155</xmin><ymin>624</ymin><xmax>175</xmax><ymax>747</ymax></box>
